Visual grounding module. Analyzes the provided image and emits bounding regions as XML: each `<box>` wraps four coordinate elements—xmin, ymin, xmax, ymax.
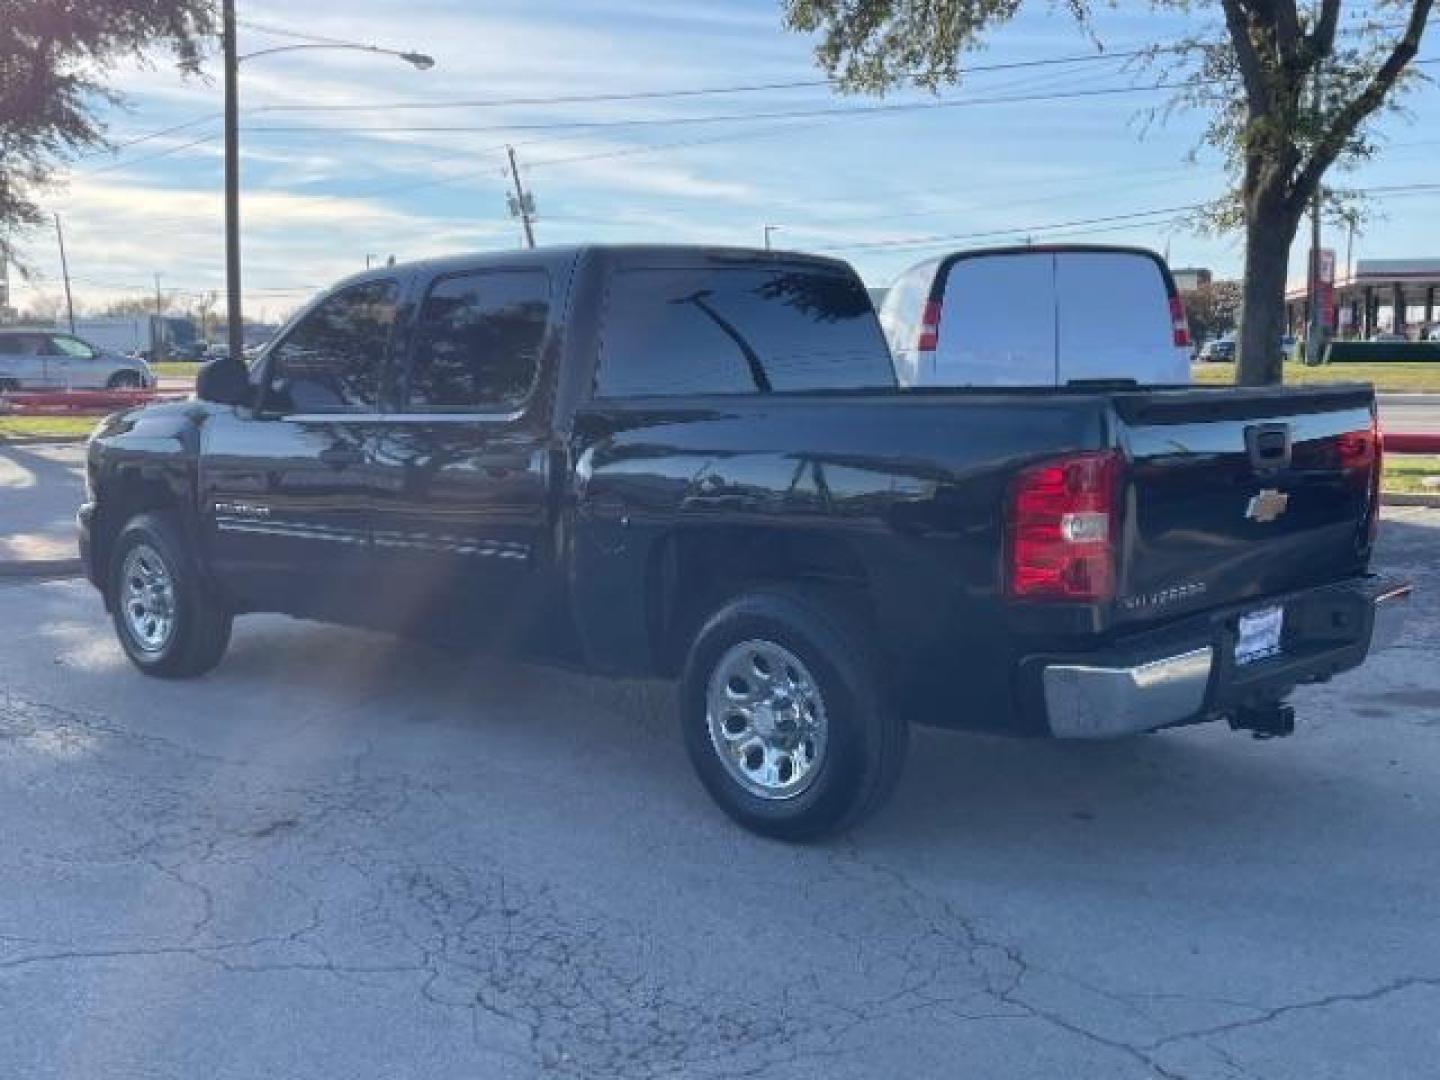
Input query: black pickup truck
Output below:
<box><xmin>80</xmin><ymin>244</ymin><xmax>1410</xmax><ymax>838</ymax></box>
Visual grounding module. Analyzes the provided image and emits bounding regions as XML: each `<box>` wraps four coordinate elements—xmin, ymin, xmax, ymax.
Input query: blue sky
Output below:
<box><xmin>12</xmin><ymin>1</ymin><xmax>1440</xmax><ymax>322</ymax></box>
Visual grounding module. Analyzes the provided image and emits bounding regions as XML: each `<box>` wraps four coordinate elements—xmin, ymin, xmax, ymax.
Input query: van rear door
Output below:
<box><xmin>934</xmin><ymin>251</ymin><xmax>1054</xmax><ymax>385</ymax></box>
<box><xmin>1054</xmin><ymin>249</ymin><xmax>1190</xmax><ymax>385</ymax></box>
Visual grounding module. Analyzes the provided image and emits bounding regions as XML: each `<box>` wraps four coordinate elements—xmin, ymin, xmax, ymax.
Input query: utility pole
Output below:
<box><xmin>763</xmin><ymin>225</ymin><xmax>780</xmax><ymax>251</ymax></box>
<box><xmin>53</xmin><ymin>213</ymin><xmax>76</xmax><ymax>334</ymax></box>
<box><xmin>505</xmin><ymin>145</ymin><xmax>536</xmax><ymax>249</ymax></box>
<box><xmin>153</xmin><ymin>272</ymin><xmax>167</xmax><ymax>361</ymax></box>
<box><xmin>223</xmin><ymin>0</ymin><xmax>244</xmax><ymax>366</ymax></box>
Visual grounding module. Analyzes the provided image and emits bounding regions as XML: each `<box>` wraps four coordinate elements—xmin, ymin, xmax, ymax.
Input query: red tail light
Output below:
<box><xmin>916</xmin><ymin>299</ymin><xmax>943</xmax><ymax>351</ymax></box>
<box><xmin>1336</xmin><ymin>415</ymin><xmax>1382</xmax><ymax>545</ymax></box>
<box><xmin>1006</xmin><ymin>451</ymin><xmax>1122</xmax><ymax>602</ymax></box>
<box><xmin>1336</xmin><ymin>429</ymin><xmax>1376</xmax><ymax>471</ymax></box>
<box><xmin>1168</xmin><ymin>294</ymin><xmax>1191</xmax><ymax>348</ymax></box>
<box><xmin>1368</xmin><ymin>416</ymin><xmax>1383</xmax><ymax>545</ymax></box>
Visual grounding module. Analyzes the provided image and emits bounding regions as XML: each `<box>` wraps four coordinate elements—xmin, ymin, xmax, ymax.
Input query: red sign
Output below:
<box><xmin>1311</xmin><ymin>248</ymin><xmax>1336</xmax><ymax>329</ymax></box>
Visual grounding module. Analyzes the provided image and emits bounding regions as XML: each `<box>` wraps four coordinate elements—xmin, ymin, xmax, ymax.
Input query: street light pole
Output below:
<box><xmin>223</xmin><ymin>0</ymin><xmax>243</xmax><ymax>366</ymax></box>
<box><xmin>220</xmin><ymin>11</ymin><xmax>434</xmax><ymax>368</ymax></box>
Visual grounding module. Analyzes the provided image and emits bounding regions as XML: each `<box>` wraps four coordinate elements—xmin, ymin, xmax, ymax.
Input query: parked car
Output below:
<box><xmin>0</xmin><ymin>328</ymin><xmax>154</xmax><ymax>392</ymax></box>
<box><xmin>1197</xmin><ymin>337</ymin><xmax>1237</xmax><ymax>363</ymax></box>
<box><xmin>879</xmin><ymin>244</ymin><xmax>1192</xmax><ymax>386</ymax></box>
<box><xmin>79</xmin><ymin>245</ymin><xmax>1408</xmax><ymax>839</ymax></box>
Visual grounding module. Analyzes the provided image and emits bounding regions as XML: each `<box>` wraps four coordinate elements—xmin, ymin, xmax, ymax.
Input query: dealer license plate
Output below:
<box><xmin>1235</xmin><ymin>606</ymin><xmax>1285</xmax><ymax>665</ymax></box>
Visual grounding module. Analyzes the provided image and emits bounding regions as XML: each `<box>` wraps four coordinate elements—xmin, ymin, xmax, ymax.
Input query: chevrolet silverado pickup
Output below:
<box><xmin>79</xmin><ymin>245</ymin><xmax>1410</xmax><ymax>839</ymax></box>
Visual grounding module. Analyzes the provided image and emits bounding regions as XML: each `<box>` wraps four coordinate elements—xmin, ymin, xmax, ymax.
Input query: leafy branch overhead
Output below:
<box><xmin>782</xmin><ymin>0</ymin><xmax>1433</xmax><ymax>385</ymax></box>
<box><xmin>0</xmin><ymin>0</ymin><xmax>215</xmax><ymax>241</ymax></box>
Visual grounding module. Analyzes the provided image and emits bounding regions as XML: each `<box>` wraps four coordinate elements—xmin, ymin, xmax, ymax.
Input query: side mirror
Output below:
<box><xmin>195</xmin><ymin>357</ymin><xmax>253</xmax><ymax>407</ymax></box>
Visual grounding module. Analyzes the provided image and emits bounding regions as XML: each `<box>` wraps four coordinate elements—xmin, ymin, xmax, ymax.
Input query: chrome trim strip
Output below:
<box><xmin>1043</xmin><ymin>647</ymin><xmax>1214</xmax><ymax>739</ymax></box>
<box><xmin>1370</xmin><ymin>584</ymin><xmax>1412</xmax><ymax>654</ymax></box>
<box><xmin>284</xmin><ymin>410</ymin><xmax>526</xmax><ymax>424</ymax></box>
<box><xmin>216</xmin><ymin>521</ymin><xmax>366</xmax><ymax>544</ymax></box>
<box><xmin>215</xmin><ymin>519</ymin><xmax>530</xmax><ymax>560</ymax></box>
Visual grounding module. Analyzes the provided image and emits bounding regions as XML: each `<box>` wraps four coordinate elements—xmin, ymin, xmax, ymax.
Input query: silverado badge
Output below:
<box><xmin>1245</xmin><ymin>488</ymin><xmax>1289</xmax><ymax>524</ymax></box>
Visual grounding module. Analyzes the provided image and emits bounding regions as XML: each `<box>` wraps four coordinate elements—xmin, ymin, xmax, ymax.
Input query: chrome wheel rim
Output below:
<box><xmin>120</xmin><ymin>544</ymin><xmax>176</xmax><ymax>653</ymax></box>
<box><xmin>706</xmin><ymin>639</ymin><xmax>829</xmax><ymax>800</ymax></box>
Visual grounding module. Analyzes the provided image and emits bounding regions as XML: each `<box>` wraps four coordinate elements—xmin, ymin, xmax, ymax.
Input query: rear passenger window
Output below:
<box><xmin>405</xmin><ymin>270</ymin><xmax>549</xmax><ymax>411</ymax></box>
<box><xmin>596</xmin><ymin>266</ymin><xmax>893</xmax><ymax>397</ymax></box>
<box><xmin>268</xmin><ymin>280</ymin><xmax>398</xmax><ymax>413</ymax></box>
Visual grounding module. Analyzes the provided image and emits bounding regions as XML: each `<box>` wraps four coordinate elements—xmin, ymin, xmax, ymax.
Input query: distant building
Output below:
<box><xmin>1286</xmin><ymin>256</ymin><xmax>1440</xmax><ymax>338</ymax></box>
<box><xmin>1172</xmin><ymin>267</ymin><xmax>1213</xmax><ymax>292</ymax></box>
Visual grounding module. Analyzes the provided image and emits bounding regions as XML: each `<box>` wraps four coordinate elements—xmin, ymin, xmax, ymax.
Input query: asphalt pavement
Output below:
<box><xmin>0</xmin><ymin>441</ymin><xmax>85</xmax><ymax>568</ymax></box>
<box><xmin>1</xmin><ymin>507</ymin><xmax>1437</xmax><ymax>1079</ymax></box>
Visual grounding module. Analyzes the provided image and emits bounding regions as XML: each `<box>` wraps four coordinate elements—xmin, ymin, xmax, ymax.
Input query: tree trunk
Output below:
<box><xmin>1236</xmin><ymin>192</ymin><xmax>1304</xmax><ymax>386</ymax></box>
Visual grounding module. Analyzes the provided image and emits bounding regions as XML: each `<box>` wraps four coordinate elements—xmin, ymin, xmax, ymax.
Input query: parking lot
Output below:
<box><xmin>0</xmin><ymin>508</ymin><xmax>1435</xmax><ymax>1079</ymax></box>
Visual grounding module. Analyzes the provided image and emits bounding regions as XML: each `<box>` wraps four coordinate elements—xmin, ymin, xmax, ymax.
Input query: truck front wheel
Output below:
<box><xmin>679</xmin><ymin>589</ymin><xmax>907</xmax><ymax>840</ymax></box>
<box><xmin>110</xmin><ymin>512</ymin><xmax>232</xmax><ymax>678</ymax></box>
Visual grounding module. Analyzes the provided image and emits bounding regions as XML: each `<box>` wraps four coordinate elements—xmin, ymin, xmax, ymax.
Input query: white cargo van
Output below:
<box><xmin>879</xmin><ymin>245</ymin><xmax>1193</xmax><ymax>387</ymax></box>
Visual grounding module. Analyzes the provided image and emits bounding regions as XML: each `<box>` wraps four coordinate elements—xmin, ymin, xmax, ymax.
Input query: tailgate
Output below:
<box><xmin>1111</xmin><ymin>384</ymin><xmax>1378</xmax><ymax>630</ymax></box>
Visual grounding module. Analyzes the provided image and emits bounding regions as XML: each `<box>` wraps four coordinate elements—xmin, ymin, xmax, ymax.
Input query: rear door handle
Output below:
<box><xmin>319</xmin><ymin>445</ymin><xmax>364</xmax><ymax>468</ymax></box>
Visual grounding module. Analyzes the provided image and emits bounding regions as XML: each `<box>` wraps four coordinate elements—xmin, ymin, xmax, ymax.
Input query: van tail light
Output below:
<box><xmin>1168</xmin><ymin>294</ymin><xmax>1191</xmax><ymax>348</ymax></box>
<box><xmin>1006</xmin><ymin>450</ymin><xmax>1122</xmax><ymax>602</ymax></box>
<box><xmin>916</xmin><ymin>299</ymin><xmax>943</xmax><ymax>351</ymax></box>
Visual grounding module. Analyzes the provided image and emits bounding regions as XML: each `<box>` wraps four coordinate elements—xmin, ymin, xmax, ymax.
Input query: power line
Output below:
<box><xmin>240</xmin><ymin>79</ymin><xmax>1225</xmax><ymax>135</ymax></box>
<box><xmin>77</xmin><ymin>133</ymin><xmax>218</xmax><ymax>176</ymax></box>
<box><xmin>821</xmin><ymin>203</ymin><xmax>1212</xmax><ymax>253</ymax></box>
<box><xmin>253</xmin><ymin>48</ymin><xmax>1162</xmax><ymax>113</ymax></box>
<box><xmin>77</xmin><ymin>113</ymin><xmax>221</xmax><ymax>158</ymax></box>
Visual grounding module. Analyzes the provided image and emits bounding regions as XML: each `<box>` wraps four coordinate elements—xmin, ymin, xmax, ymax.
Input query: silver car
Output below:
<box><xmin>0</xmin><ymin>329</ymin><xmax>153</xmax><ymax>392</ymax></box>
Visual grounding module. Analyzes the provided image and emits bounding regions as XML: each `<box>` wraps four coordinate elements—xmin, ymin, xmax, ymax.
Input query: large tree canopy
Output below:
<box><xmin>0</xmin><ymin>1</ymin><xmax>213</xmax><ymax>247</ymax></box>
<box><xmin>783</xmin><ymin>0</ymin><xmax>1434</xmax><ymax>385</ymax></box>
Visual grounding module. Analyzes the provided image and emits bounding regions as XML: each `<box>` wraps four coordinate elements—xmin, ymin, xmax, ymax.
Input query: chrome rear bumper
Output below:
<box><xmin>1043</xmin><ymin>647</ymin><xmax>1214</xmax><ymax>739</ymax></box>
<box><xmin>1042</xmin><ymin>580</ymin><xmax>1411</xmax><ymax>739</ymax></box>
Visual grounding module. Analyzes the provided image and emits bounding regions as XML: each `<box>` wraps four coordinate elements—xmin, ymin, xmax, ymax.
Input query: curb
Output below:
<box><xmin>0</xmin><ymin>436</ymin><xmax>88</xmax><ymax>447</ymax></box>
<box><xmin>1382</xmin><ymin>491</ymin><xmax>1440</xmax><ymax>508</ymax></box>
<box><xmin>0</xmin><ymin>557</ymin><xmax>84</xmax><ymax>579</ymax></box>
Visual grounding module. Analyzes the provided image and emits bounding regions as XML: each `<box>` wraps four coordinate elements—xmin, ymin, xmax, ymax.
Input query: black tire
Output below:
<box><xmin>110</xmin><ymin>512</ymin><xmax>232</xmax><ymax>678</ymax></box>
<box><xmin>107</xmin><ymin>370</ymin><xmax>143</xmax><ymax>389</ymax></box>
<box><xmin>679</xmin><ymin>588</ymin><xmax>907</xmax><ymax>840</ymax></box>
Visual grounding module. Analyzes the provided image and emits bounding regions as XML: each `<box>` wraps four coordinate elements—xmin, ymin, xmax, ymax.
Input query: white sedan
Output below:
<box><xmin>0</xmin><ymin>329</ymin><xmax>154</xmax><ymax>392</ymax></box>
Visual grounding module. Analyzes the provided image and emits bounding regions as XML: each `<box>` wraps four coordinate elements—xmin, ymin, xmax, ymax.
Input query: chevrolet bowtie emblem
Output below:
<box><xmin>1246</xmin><ymin>488</ymin><xmax>1290</xmax><ymax>523</ymax></box>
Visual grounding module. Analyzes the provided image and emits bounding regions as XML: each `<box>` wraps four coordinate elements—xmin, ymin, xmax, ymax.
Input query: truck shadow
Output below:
<box><xmin>213</xmin><ymin>615</ymin><xmax>1418</xmax><ymax>876</ymax></box>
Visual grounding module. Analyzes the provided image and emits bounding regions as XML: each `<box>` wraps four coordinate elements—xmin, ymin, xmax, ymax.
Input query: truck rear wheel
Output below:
<box><xmin>110</xmin><ymin>512</ymin><xmax>232</xmax><ymax>678</ymax></box>
<box><xmin>679</xmin><ymin>588</ymin><xmax>907</xmax><ymax>840</ymax></box>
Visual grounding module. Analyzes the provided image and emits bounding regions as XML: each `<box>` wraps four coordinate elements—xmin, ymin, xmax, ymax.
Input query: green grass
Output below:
<box><xmin>0</xmin><ymin>415</ymin><xmax>99</xmax><ymax>440</ymax></box>
<box><xmin>1384</xmin><ymin>455</ymin><xmax>1440</xmax><ymax>495</ymax></box>
<box><xmin>1193</xmin><ymin>362</ymin><xmax>1440</xmax><ymax>393</ymax></box>
<box><xmin>151</xmin><ymin>361</ymin><xmax>200</xmax><ymax>378</ymax></box>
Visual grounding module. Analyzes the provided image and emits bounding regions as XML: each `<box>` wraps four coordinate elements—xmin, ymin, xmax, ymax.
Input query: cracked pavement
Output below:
<box><xmin>1</xmin><ymin>507</ymin><xmax>1438</xmax><ymax>1079</ymax></box>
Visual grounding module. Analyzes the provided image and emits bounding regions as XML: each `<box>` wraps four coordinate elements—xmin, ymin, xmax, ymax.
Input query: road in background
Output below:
<box><xmin>1380</xmin><ymin>394</ymin><xmax>1440</xmax><ymax>434</ymax></box>
<box><xmin>1</xmin><ymin>508</ymin><xmax>1437</xmax><ymax>1079</ymax></box>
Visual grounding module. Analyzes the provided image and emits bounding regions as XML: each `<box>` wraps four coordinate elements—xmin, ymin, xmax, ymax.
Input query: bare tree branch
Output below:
<box><xmin>1313</xmin><ymin>0</ymin><xmax>1342</xmax><ymax>55</ymax></box>
<box><xmin>1221</xmin><ymin>0</ymin><xmax>1271</xmax><ymax>114</ymax></box>
<box><xmin>1290</xmin><ymin>0</ymin><xmax>1433</xmax><ymax>209</ymax></box>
